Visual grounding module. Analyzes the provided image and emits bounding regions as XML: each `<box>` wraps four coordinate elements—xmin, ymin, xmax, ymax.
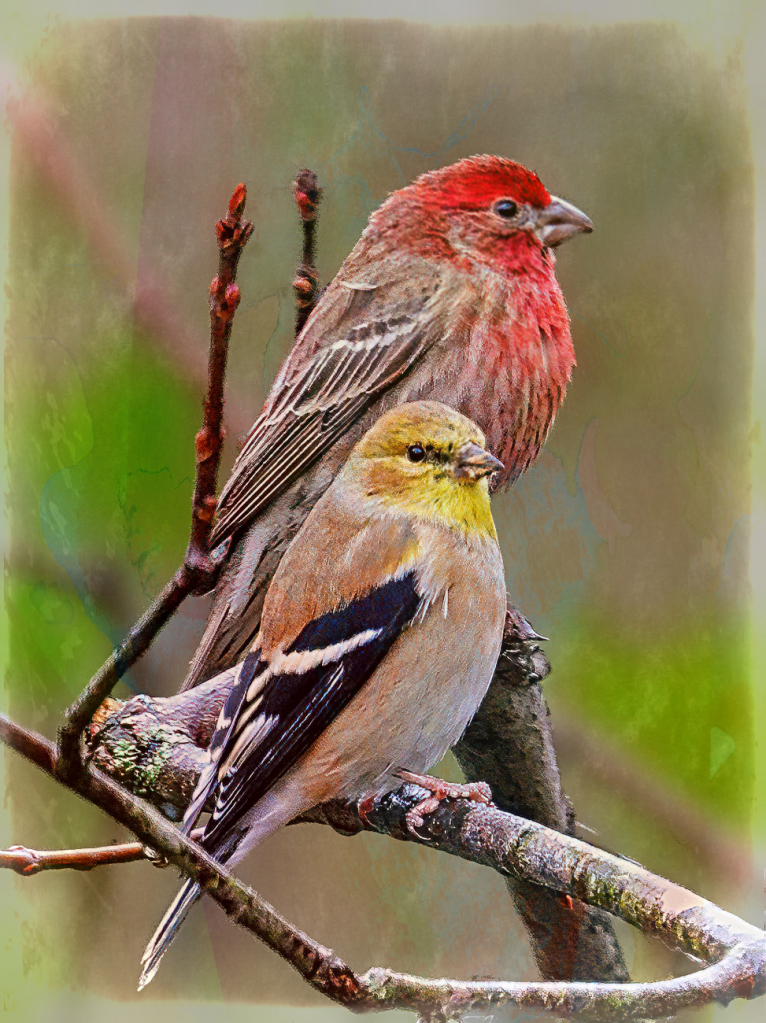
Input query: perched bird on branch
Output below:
<box><xmin>140</xmin><ymin>401</ymin><xmax>507</xmax><ymax>988</ymax></box>
<box><xmin>183</xmin><ymin>154</ymin><xmax>591</xmax><ymax>690</ymax></box>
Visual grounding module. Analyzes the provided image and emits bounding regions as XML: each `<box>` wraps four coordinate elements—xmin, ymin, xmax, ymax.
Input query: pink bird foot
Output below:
<box><xmin>356</xmin><ymin>795</ymin><xmax>377</xmax><ymax>829</ymax></box>
<box><xmin>397</xmin><ymin>770</ymin><xmax>493</xmax><ymax>834</ymax></box>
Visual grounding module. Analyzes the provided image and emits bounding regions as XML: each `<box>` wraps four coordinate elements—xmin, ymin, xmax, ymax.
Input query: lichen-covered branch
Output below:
<box><xmin>89</xmin><ymin>614</ymin><xmax>630</xmax><ymax>987</ymax></box>
<box><xmin>1</xmin><ymin>712</ymin><xmax>361</xmax><ymax>1003</ymax></box>
<box><xmin>2</xmin><ymin>710</ymin><xmax>763</xmax><ymax>1020</ymax></box>
<box><xmin>55</xmin><ymin>186</ymin><xmax>252</xmax><ymax>779</ymax></box>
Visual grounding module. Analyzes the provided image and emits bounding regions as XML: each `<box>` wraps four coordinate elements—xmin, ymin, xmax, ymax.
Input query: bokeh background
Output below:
<box><xmin>2</xmin><ymin>5</ymin><xmax>765</xmax><ymax>1023</ymax></box>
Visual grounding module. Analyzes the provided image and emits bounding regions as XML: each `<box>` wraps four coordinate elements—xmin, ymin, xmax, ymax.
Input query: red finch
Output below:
<box><xmin>183</xmin><ymin>154</ymin><xmax>591</xmax><ymax>690</ymax></box>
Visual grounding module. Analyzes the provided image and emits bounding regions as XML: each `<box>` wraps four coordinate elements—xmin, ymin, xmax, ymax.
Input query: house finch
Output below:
<box><xmin>140</xmin><ymin>402</ymin><xmax>507</xmax><ymax>987</ymax></box>
<box><xmin>183</xmin><ymin>154</ymin><xmax>591</xmax><ymax>689</ymax></box>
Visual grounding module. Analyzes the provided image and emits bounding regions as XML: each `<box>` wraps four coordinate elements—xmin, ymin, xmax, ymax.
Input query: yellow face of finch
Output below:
<box><xmin>348</xmin><ymin>401</ymin><xmax>504</xmax><ymax>538</ymax></box>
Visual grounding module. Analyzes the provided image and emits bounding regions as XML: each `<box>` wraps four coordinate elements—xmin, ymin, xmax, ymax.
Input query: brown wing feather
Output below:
<box><xmin>210</xmin><ymin>269</ymin><xmax>443</xmax><ymax>545</ymax></box>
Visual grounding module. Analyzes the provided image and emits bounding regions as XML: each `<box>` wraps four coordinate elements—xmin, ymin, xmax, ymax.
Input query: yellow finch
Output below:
<box><xmin>139</xmin><ymin>401</ymin><xmax>507</xmax><ymax>989</ymax></box>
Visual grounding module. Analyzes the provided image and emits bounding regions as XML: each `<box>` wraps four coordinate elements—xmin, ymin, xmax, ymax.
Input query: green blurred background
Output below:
<box><xmin>2</xmin><ymin>6</ymin><xmax>765</xmax><ymax>1022</ymax></box>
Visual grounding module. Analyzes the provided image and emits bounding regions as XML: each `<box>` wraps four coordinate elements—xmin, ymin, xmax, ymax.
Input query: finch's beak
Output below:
<box><xmin>453</xmin><ymin>442</ymin><xmax>505</xmax><ymax>480</ymax></box>
<box><xmin>533</xmin><ymin>196</ymin><xmax>593</xmax><ymax>247</ymax></box>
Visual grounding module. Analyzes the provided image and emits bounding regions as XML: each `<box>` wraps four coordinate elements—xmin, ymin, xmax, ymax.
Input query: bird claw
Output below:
<box><xmin>405</xmin><ymin>797</ymin><xmax>440</xmax><ymax>833</ymax></box>
<box><xmin>144</xmin><ymin>846</ymin><xmax>169</xmax><ymax>868</ymax></box>
<box><xmin>357</xmin><ymin>795</ymin><xmax>376</xmax><ymax>829</ymax></box>
<box><xmin>397</xmin><ymin>770</ymin><xmax>493</xmax><ymax>837</ymax></box>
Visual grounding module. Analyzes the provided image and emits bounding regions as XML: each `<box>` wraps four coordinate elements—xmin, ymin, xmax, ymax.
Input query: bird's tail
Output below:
<box><xmin>138</xmin><ymin>878</ymin><xmax>202</xmax><ymax>991</ymax></box>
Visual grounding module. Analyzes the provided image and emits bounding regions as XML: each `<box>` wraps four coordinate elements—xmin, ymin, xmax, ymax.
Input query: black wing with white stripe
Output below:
<box><xmin>179</xmin><ymin>662</ymin><xmax>261</xmax><ymax>835</ymax></box>
<box><xmin>210</xmin><ymin>275</ymin><xmax>442</xmax><ymax>546</ymax></box>
<box><xmin>198</xmin><ymin>572</ymin><xmax>423</xmax><ymax>856</ymax></box>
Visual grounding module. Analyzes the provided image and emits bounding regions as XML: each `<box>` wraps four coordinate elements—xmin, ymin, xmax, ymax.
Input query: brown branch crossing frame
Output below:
<box><xmin>3</xmin><ymin>179</ymin><xmax>764</xmax><ymax>1019</ymax></box>
<box><xmin>1</xmin><ymin>710</ymin><xmax>763</xmax><ymax>1019</ymax></box>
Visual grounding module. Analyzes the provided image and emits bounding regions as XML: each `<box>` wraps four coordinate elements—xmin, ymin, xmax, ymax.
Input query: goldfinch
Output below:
<box><xmin>139</xmin><ymin>401</ymin><xmax>507</xmax><ymax>989</ymax></box>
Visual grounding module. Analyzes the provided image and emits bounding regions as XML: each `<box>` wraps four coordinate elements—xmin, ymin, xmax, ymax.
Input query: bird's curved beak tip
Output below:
<box><xmin>454</xmin><ymin>443</ymin><xmax>505</xmax><ymax>480</ymax></box>
<box><xmin>535</xmin><ymin>195</ymin><xmax>593</xmax><ymax>247</ymax></box>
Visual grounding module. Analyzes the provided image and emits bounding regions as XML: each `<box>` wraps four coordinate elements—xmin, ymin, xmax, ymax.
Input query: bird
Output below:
<box><xmin>139</xmin><ymin>401</ymin><xmax>508</xmax><ymax>988</ymax></box>
<box><xmin>182</xmin><ymin>154</ymin><xmax>591</xmax><ymax>690</ymax></box>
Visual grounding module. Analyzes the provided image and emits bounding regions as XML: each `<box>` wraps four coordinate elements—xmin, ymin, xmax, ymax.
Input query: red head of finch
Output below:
<box><xmin>336</xmin><ymin>154</ymin><xmax>594</xmax><ymax>481</ymax></box>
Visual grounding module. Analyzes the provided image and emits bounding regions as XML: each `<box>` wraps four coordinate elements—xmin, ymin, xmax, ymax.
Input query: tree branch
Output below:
<box><xmin>455</xmin><ymin>607</ymin><xmax>631</xmax><ymax>987</ymax></box>
<box><xmin>0</xmin><ymin>842</ymin><xmax>148</xmax><ymax>875</ymax></box>
<box><xmin>55</xmin><ymin>185</ymin><xmax>252</xmax><ymax>781</ymax></box>
<box><xmin>88</xmin><ymin>610</ymin><xmax>629</xmax><ymax>987</ymax></box>
<box><xmin>2</xmin><ymin>711</ymin><xmax>763</xmax><ymax>1019</ymax></box>
<box><xmin>1</xmin><ymin>712</ymin><xmax>361</xmax><ymax>1003</ymax></box>
<box><xmin>292</xmin><ymin>168</ymin><xmax>323</xmax><ymax>335</ymax></box>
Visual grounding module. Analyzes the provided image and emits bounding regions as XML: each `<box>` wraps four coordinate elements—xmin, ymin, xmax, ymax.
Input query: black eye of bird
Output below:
<box><xmin>407</xmin><ymin>444</ymin><xmax>426</xmax><ymax>463</ymax></box>
<box><xmin>494</xmin><ymin>199</ymin><xmax>519</xmax><ymax>219</ymax></box>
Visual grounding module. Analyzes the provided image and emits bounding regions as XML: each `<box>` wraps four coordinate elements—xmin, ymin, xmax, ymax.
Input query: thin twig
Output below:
<box><xmin>2</xmin><ymin>714</ymin><xmax>362</xmax><ymax>1003</ymax></box>
<box><xmin>190</xmin><ymin>182</ymin><xmax>253</xmax><ymax>564</ymax></box>
<box><xmin>0</xmin><ymin>842</ymin><xmax>147</xmax><ymax>875</ymax></box>
<box><xmin>55</xmin><ymin>185</ymin><xmax>252</xmax><ymax>780</ymax></box>
<box><xmin>57</xmin><ymin>572</ymin><xmax>200</xmax><ymax>778</ymax></box>
<box><xmin>292</xmin><ymin>168</ymin><xmax>322</xmax><ymax>335</ymax></box>
<box><xmin>3</xmin><ymin>712</ymin><xmax>764</xmax><ymax>1019</ymax></box>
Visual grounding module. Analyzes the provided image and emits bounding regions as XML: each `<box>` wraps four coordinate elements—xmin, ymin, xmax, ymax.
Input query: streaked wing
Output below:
<box><xmin>210</xmin><ymin>275</ymin><xmax>442</xmax><ymax>545</ymax></box>
<box><xmin>199</xmin><ymin>572</ymin><xmax>423</xmax><ymax>854</ymax></box>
